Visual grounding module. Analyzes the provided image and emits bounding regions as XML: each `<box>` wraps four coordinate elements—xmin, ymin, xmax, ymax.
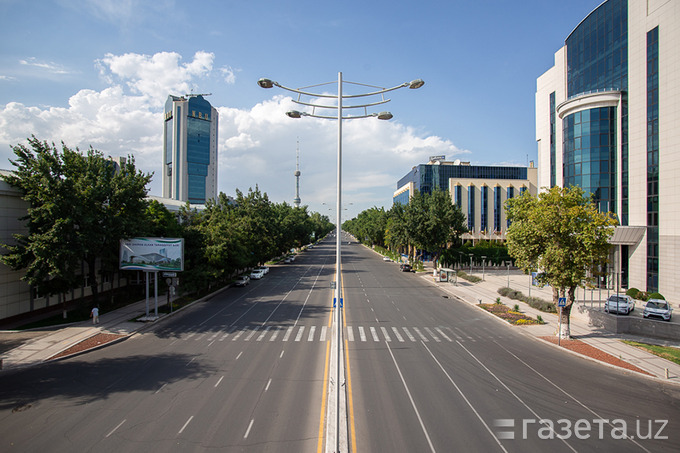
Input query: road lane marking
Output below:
<box><xmin>403</xmin><ymin>327</ymin><xmax>416</xmax><ymax>342</ymax></box>
<box><xmin>435</xmin><ymin>327</ymin><xmax>452</xmax><ymax>342</ymax></box>
<box><xmin>236</xmin><ymin>351</ymin><xmax>243</xmax><ymax>360</ymax></box>
<box><xmin>413</xmin><ymin>327</ymin><xmax>429</xmax><ymax>342</ymax></box>
<box><xmin>380</xmin><ymin>326</ymin><xmax>392</xmax><ymax>342</ymax></box>
<box><xmin>231</xmin><ymin>329</ymin><xmax>245</xmax><ymax>341</ymax></box>
<box><xmin>283</xmin><ymin>326</ymin><xmax>294</xmax><ymax>341</ymax></box>
<box><xmin>295</xmin><ymin>326</ymin><xmax>306</xmax><ymax>341</ymax></box>
<box><xmin>359</xmin><ymin>326</ymin><xmax>367</xmax><ymax>342</ymax></box>
<box><xmin>385</xmin><ymin>340</ymin><xmax>436</xmax><ymax>453</ymax></box>
<box><xmin>320</xmin><ymin>325</ymin><xmax>328</xmax><ymax>341</ymax></box>
<box><xmin>424</xmin><ymin>327</ymin><xmax>440</xmax><ymax>342</ymax></box>
<box><xmin>308</xmin><ymin>326</ymin><xmax>316</xmax><ymax>341</ymax></box>
<box><xmin>422</xmin><ymin>342</ymin><xmax>508</xmax><ymax>453</ymax></box>
<box><xmin>178</xmin><ymin>416</ymin><xmax>194</xmax><ymax>434</ymax></box>
<box><xmin>244</xmin><ymin>419</ymin><xmax>255</xmax><ymax>438</ymax></box>
<box><xmin>391</xmin><ymin>327</ymin><xmax>404</xmax><ymax>342</ymax></box>
<box><xmin>265</xmin><ymin>378</ymin><xmax>272</xmax><ymax>392</ymax></box>
<box><xmin>270</xmin><ymin>327</ymin><xmax>280</xmax><ymax>341</ymax></box>
<box><xmin>257</xmin><ymin>326</ymin><xmax>271</xmax><ymax>341</ymax></box>
<box><xmin>106</xmin><ymin>419</ymin><xmax>126</xmax><ymax>438</ymax></box>
<box><xmin>346</xmin><ymin>326</ymin><xmax>354</xmax><ymax>342</ymax></box>
<box><xmin>186</xmin><ymin>357</ymin><xmax>196</xmax><ymax>366</ymax></box>
<box><xmin>155</xmin><ymin>383</ymin><xmax>166</xmax><ymax>394</ymax></box>
<box><xmin>369</xmin><ymin>327</ymin><xmax>380</xmax><ymax>342</ymax></box>
<box><xmin>214</xmin><ymin>376</ymin><xmax>224</xmax><ymax>388</ymax></box>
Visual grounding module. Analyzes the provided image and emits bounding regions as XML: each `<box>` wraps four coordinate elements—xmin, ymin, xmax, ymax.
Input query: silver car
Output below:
<box><xmin>643</xmin><ymin>299</ymin><xmax>672</xmax><ymax>321</ymax></box>
<box><xmin>604</xmin><ymin>294</ymin><xmax>635</xmax><ymax>315</ymax></box>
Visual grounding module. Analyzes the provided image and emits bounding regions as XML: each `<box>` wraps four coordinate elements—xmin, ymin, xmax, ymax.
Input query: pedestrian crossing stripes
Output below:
<box><xmin>175</xmin><ymin>325</ymin><xmax>503</xmax><ymax>344</ymax></box>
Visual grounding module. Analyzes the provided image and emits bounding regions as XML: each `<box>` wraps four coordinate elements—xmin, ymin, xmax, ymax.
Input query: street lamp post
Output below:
<box><xmin>259</xmin><ymin>73</ymin><xmax>423</xmax><ymax>451</ymax></box>
<box><xmin>481</xmin><ymin>255</ymin><xmax>487</xmax><ymax>281</ymax></box>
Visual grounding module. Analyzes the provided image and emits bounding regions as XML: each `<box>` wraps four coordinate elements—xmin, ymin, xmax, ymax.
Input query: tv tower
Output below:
<box><xmin>293</xmin><ymin>138</ymin><xmax>301</xmax><ymax>208</ymax></box>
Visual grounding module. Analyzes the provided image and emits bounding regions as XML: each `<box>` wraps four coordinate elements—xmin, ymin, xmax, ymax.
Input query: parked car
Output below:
<box><xmin>250</xmin><ymin>269</ymin><xmax>265</xmax><ymax>280</ymax></box>
<box><xmin>382</xmin><ymin>256</ymin><xmax>391</xmax><ymax>262</ymax></box>
<box><xmin>256</xmin><ymin>266</ymin><xmax>269</xmax><ymax>275</ymax></box>
<box><xmin>284</xmin><ymin>257</ymin><xmax>292</xmax><ymax>264</ymax></box>
<box><xmin>604</xmin><ymin>294</ymin><xmax>635</xmax><ymax>315</ymax></box>
<box><xmin>400</xmin><ymin>263</ymin><xmax>412</xmax><ymax>272</ymax></box>
<box><xmin>643</xmin><ymin>299</ymin><xmax>672</xmax><ymax>321</ymax></box>
<box><xmin>234</xmin><ymin>275</ymin><xmax>250</xmax><ymax>286</ymax></box>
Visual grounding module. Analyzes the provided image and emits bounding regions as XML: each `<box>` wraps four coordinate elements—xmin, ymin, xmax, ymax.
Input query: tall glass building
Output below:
<box><xmin>162</xmin><ymin>95</ymin><xmax>218</xmax><ymax>204</ymax></box>
<box><xmin>536</xmin><ymin>0</ymin><xmax>679</xmax><ymax>294</ymax></box>
<box><xmin>394</xmin><ymin>157</ymin><xmax>537</xmax><ymax>243</ymax></box>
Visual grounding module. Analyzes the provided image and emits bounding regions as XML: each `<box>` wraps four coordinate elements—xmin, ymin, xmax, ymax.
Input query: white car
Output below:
<box><xmin>604</xmin><ymin>294</ymin><xmax>635</xmax><ymax>315</ymax></box>
<box><xmin>382</xmin><ymin>256</ymin><xmax>391</xmax><ymax>262</ymax></box>
<box><xmin>234</xmin><ymin>275</ymin><xmax>250</xmax><ymax>287</ymax></box>
<box><xmin>250</xmin><ymin>269</ymin><xmax>265</xmax><ymax>280</ymax></box>
<box><xmin>256</xmin><ymin>266</ymin><xmax>269</xmax><ymax>275</ymax></box>
<box><xmin>643</xmin><ymin>299</ymin><xmax>672</xmax><ymax>321</ymax></box>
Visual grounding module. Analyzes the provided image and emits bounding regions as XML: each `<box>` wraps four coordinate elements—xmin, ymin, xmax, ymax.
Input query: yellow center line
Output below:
<box><xmin>341</xmin><ymin>270</ymin><xmax>358</xmax><ymax>453</ymax></box>
<box><xmin>317</xmin><ymin>306</ymin><xmax>333</xmax><ymax>453</ymax></box>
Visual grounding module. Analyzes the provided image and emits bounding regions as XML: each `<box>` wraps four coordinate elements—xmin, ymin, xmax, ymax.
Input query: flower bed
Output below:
<box><xmin>479</xmin><ymin>303</ymin><xmax>543</xmax><ymax>325</ymax></box>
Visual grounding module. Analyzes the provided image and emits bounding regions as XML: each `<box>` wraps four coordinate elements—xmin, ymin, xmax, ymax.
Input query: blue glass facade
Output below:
<box><xmin>454</xmin><ymin>185</ymin><xmax>462</xmax><ymax>208</ymax></box>
<box><xmin>493</xmin><ymin>185</ymin><xmax>502</xmax><ymax>233</ymax></box>
<box><xmin>397</xmin><ymin>164</ymin><xmax>527</xmax><ymax>194</ymax></box>
<box><xmin>550</xmin><ymin>92</ymin><xmax>556</xmax><ymax>187</ymax></box>
<box><xmin>186</xmin><ymin>96</ymin><xmax>212</xmax><ymax>204</ymax></box>
<box><xmin>563</xmin><ymin>0</ymin><xmax>628</xmax><ymax>216</ymax></box>
<box><xmin>393</xmin><ymin>189</ymin><xmax>410</xmax><ymax>206</ymax></box>
<box><xmin>566</xmin><ymin>0</ymin><xmax>628</xmax><ymax>97</ymax></box>
<box><xmin>480</xmin><ymin>185</ymin><xmax>488</xmax><ymax>233</ymax></box>
<box><xmin>467</xmin><ymin>185</ymin><xmax>475</xmax><ymax>232</ymax></box>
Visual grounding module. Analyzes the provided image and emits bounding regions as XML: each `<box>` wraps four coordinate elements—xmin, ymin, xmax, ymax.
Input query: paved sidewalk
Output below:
<box><xmin>0</xmin><ymin>298</ymin><xmax>161</xmax><ymax>370</ymax></box>
<box><xmin>423</xmin><ymin>266</ymin><xmax>680</xmax><ymax>384</ymax></box>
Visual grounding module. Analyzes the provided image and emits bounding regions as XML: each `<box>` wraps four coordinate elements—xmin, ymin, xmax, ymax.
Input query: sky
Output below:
<box><xmin>0</xmin><ymin>0</ymin><xmax>604</xmax><ymax>221</ymax></box>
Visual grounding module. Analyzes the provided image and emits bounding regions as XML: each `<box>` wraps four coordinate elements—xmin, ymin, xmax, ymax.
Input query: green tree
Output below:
<box><xmin>405</xmin><ymin>189</ymin><xmax>467</xmax><ymax>267</ymax></box>
<box><xmin>505</xmin><ymin>186</ymin><xmax>617</xmax><ymax>338</ymax></box>
<box><xmin>385</xmin><ymin>202</ymin><xmax>410</xmax><ymax>257</ymax></box>
<box><xmin>1</xmin><ymin>137</ymin><xmax>151</xmax><ymax>306</ymax></box>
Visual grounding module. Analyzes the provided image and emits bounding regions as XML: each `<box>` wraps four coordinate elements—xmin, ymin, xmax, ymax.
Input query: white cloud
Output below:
<box><xmin>19</xmin><ymin>57</ymin><xmax>72</xmax><ymax>75</ymax></box>
<box><xmin>0</xmin><ymin>51</ymin><xmax>462</xmax><ymax>218</ymax></box>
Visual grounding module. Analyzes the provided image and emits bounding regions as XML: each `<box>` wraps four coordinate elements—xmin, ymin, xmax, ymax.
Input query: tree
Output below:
<box><xmin>1</xmin><ymin>137</ymin><xmax>152</xmax><ymax>306</ymax></box>
<box><xmin>404</xmin><ymin>189</ymin><xmax>467</xmax><ymax>268</ymax></box>
<box><xmin>505</xmin><ymin>186</ymin><xmax>617</xmax><ymax>338</ymax></box>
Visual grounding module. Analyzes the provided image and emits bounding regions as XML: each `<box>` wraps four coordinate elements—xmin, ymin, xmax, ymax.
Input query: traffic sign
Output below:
<box><xmin>162</xmin><ymin>272</ymin><xmax>177</xmax><ymax>278</ymax></box>
<box><xmin>558</xmin><ymin>297</ymin><xmax>567</xmax><ymax>307</ymax></box>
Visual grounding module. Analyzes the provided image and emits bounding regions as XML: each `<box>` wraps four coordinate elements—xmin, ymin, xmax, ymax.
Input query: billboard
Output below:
<box><xmin>119</xmin><ymin>237</ymin><xmax>184</xmax><ymax>271</ymax></box>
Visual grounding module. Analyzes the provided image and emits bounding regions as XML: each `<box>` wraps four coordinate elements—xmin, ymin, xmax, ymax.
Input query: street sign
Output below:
<box><xmin>162</xmin><ymin>272</ymin><xmax>177</xmax><ymax>278</ymax></box>
<box><xmin>558</xmin><ymin>297</ymin><xmax>567</xmax><ymax>307</ymax></box>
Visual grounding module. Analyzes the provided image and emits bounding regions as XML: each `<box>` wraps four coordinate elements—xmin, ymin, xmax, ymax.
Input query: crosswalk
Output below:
<box><xmin>172</xmin><ymin>324</ymin><xmax>503</xmax><ymax>344</ymax></box>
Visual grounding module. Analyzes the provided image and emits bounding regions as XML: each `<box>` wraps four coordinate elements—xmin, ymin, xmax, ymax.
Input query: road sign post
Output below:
<box><xmin>558</xmin><ymin>297</ymin><xmax>567</xmax><ymax>345</ymax></box>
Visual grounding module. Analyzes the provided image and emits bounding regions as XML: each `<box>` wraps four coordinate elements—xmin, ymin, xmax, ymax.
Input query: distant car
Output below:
<box><xmin>400</xmin><ymin>263</ymin><xmax>412</xmax><ymax>272</ymax></box>
<box><xmin>643</xmin><ymin>299</ymin><xmax>672</xmax><ymax>321</ymax></box>
<box><xmin>234</xmin><ymin>275</ymin><xmax>250</xmax><ymax>286</ymax></box>
<box><xmin>250</xmin><ymin>269</ymin><xmax>264</xmax><ymax>280</ymax></box>
<box><xmin>382</xmin><ymin>256</ymin><xmax>391</xmax><ymax>262</ymax></box>
<box><xmin>604</xmin><ymin>294</ymin><xmax>635</xmax><ymax>315</ymax></box>
<box><xmin>284</xmin><ymin>257</ymin><xmax>292</xmax><ymax>264</ymax></box>
<box><xmin>256</xmin><ymin>266</ymin><xmax>269</xmax><ymax>275</ymax></box>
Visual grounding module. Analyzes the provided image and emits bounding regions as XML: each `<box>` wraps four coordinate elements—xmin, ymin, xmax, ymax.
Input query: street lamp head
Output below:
<box><xmin>286</xmin><ymin>110</ymin><xmax>303</xmax><ymax>119</ymax></box>
<box><xmin>257</xmin><ymin>78</ymin><xmax>275</xmax><ymax>89</ymax></box>
<box><xmin>376</xmin><ymin>111</ymin><xmax>393</xmax><ymax>120</ymax></box>
<box><xmin>408</xmin><ymin>79</ymin><xmax>425</xmax><ymax>89</ymax></box>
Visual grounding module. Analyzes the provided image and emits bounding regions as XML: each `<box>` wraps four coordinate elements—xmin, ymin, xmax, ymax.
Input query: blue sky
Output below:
<box><xmin>0</xmin><ymin>0</ymin><xmax>603</xmax><ymax>220</ymax></box>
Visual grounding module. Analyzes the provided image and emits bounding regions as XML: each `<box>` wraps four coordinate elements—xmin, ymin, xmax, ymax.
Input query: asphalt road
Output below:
<box><xmin>342</xmin><ymin>235</ymin><xmax>680</xmax><ymax>452</ymax></box>
<box><xmin>0</xmin><ymin>233</ymin><xmax>678</xmax><ymax>452</ymax></box>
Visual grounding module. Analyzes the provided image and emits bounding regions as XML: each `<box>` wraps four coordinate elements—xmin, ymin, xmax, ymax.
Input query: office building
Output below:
<box><xmin>162</xmin><ymin>94</ymin><xmax>218</xmax><ymax>204</ymax></box>
<box><xmin>394</xmin><ymin>156</ymin><xmax>538</xmax><ymax>243</ymax></box>
<box><xmin>536</xmin><ymin>0</ymin><xmax>679</xmax><ymax>294</ymax></box>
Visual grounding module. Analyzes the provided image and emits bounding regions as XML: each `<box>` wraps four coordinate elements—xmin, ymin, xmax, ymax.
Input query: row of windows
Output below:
<box><xmin>646</xmin><ymin>26</ymin><xmax>659</xmax><ymax>291</ymax></box>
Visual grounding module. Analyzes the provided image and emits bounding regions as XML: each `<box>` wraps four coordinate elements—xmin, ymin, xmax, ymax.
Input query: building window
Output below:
<box><xmin>454</xmin><ymin>185</ymin><xmax>462</xmax><ymax>208</ymax></box>
<box><xmin>506</xmin><ymin>186</ymin><xmax>514</xmax><ymax>229</ymax></box>
<box><xmin>646</xmin><ymin>26</ymin><xmax>659</xmax><ymax>292</ymax></box>
<box><xmin>467</xmin><ymin>185</ymin><xmax>475</xmax><ymax>232</ymax></box>
<box><xmin>550</xmin><ymin>92</ymin><xmax>556</xmax><ymax>187</ymax></box>
<box><xmin>480</xmin><ymin>185</ymin><xmax>488</xmax><ymax>234</ymax></box>
<box><xmin>493</xmin><ymin>186</ymin><xmax>502</xmax><ymax>233</ymax></box>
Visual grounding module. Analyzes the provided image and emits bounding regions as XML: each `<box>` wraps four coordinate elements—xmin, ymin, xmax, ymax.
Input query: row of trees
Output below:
<box><xmin>344</xmin><ymin>185</ymin><xmax>617</xmax><ymax>338</ymax></box>
<box><xmin>343</xmin><ymin>189</ymin><xmax>467</xmax><ymax>267</ymax></box>
<box><xmin>1</xmin><ymin>137</ymin><xmax>334</xmax><ymax>308</ymax></box>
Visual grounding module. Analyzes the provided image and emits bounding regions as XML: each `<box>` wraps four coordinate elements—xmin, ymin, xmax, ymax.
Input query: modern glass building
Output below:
<box><xmin>162</xmin><ymin>95</ymin><xmax>218</xmax><ymax>204</ymax></box>
<box><xmin>394</xmin><ymin>157</ymin><xmax>538</xmax><ymax>243</ymax></box>
<box><xmin>536</xmin><ymin>0</ymin><xmax>679</xmax><ymax>295</ymax></box>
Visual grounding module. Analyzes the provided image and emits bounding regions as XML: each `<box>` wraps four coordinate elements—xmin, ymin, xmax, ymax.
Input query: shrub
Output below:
<box><xmin>537</xmin><ymin>315</ymin><xmax>544</xmax><ymax>324</ymax></box>
<box><xmin>647</xmin><ymin>292</ymin><xmax>665</xmax><ymax>301</ymax></box>
<box><xmin>626</xmin><ymin>287</ymin><xmax>640</xmax><ymax>299</ymax></box>
<box><xmin>513</xmin><ymin>304</ymin><xmax>520</xmax><ymax>312</ymax></box>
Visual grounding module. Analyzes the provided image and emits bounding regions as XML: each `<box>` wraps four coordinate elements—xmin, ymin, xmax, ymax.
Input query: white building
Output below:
<box><xmin>536</xmin><ymin>0</ymin><xmax>680</xmax><ymax>295</ymax></box>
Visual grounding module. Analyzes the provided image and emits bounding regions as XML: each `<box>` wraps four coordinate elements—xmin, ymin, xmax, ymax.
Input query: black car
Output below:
<box><xmin>400</xmin><ymin>263</ymin><xmax>412</xmax><ymax>272</ymax></box>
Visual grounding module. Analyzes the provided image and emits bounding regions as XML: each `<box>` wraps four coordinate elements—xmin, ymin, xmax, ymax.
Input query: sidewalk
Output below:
<box><xmin>424</xmin><ymin>266</ymin><xmax>680</xmax><ymax>384</ymax></box>
<box><xmin>0</xmin><ymin>298</ymin><xmax>162</xmax><ymax>370</ymax></box>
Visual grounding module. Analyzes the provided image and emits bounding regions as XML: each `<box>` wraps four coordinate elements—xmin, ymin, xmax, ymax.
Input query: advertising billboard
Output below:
<box><xmin>119</xmin><ymin>237</ymin><xmax>184</xmax><ymax>271</ymax></box>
